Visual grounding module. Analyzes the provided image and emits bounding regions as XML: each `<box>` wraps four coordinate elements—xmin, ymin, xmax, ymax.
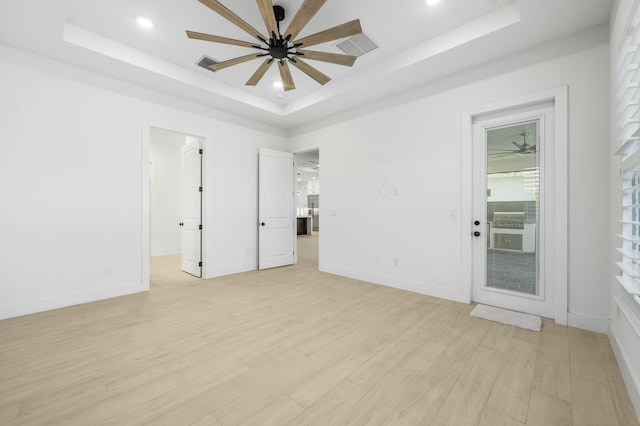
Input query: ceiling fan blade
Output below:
<box><xmin>512</xmin><ymin>141</ymin><xmax>524</xmax><ymax>150</ymax></box>
<box><xmin>283</xmin><ymin>0</ymin><xmax>327</xmax><ymax>41</ymax></box>
<box><xmin>246</xmin><ymin>58</ymin><xmax>274</xmax><ymax>86</ymax></box>
<box><xmin>297</xmin><ymin>49</ymin><xmax>357</xmax><ymax>67</ymax></box>
<box><xmin>256</xmin><ymin>0</ymin><xmax>279</xmax><ymax>39</ymax></box>
<box><xmin>186</xmin><ymin>31</ymin><xmax>262</xmax><ymax>48</ymax></box>
<box><xmin>294</xmin><ymin>19</ymin><xmax>362</xmax><ymax>48</ymax></box>
<box><xmin>289</xmin><ymin>57</ymin><xmax>330</xmax><ymax>86</ymax></box>
<box><xmin>198</xmin><ymin>0</ymin><xmax>267</xmax><ymax>43</ymax></box>
<box><xmin>210</xmin><ymin>53</ymin><xmax>264</xmax><ymax>71</ymax></box>
<box><xmin>278</xmin><ymin>60</ymin><xmax>296</xmax><ymax>91</ymax></box>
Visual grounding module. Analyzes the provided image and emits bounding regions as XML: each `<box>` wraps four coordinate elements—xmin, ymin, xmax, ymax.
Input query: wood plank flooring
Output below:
<box><xmin>0</xmin><ymin>234</ymin><xmax>638</xmax><ymax>425</ymax></box>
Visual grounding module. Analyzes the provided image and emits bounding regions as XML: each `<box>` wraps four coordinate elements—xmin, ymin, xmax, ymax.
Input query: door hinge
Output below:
<box><xmin>199</xmin><ymin>186</ymin><xmax>203</xmax><ymax>192</ymax></box>
<box><xmin>199</xmin><ymin>149</ymin><xmax>203</xmax><ymax>154</ymax></box>
<box><xmin>199</xmin><ymin>261</ymin><xmax>203</xmax><ymax>267</ymax></box>
<box><xmin>199</xmin><ymin>224</ymin><xmax>203</xmax><ymax>230</ymax></box>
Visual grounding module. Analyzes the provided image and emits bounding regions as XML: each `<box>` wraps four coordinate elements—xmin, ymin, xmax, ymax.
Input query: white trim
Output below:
<box><xmin>462</xmin><ymin>86</ymin><xmax>569</xmax><ymax>325</ymax></box>
<box><xmin>143</xmin><ymin>120</ymin><xmax>211</xmax><ymax>281</ymax></box>
<box><xmin>322</xmin><ymin>264</ymin><xmax>466</xmax><ymax>303</ymax></box>
<box><xmin>0</xmin><ymin>282</ymin><xmax>146</xmax><ymax>320</ymax></box>
<box><xmin>150</xmin><ymin>248</ymin><xmax>181</xmax><ymax>257</ymax></box>
<box><xmin>610</xmin><ymin>331</ymin><xmax>640</xmax><ymax>421</ymax></box>
<box><xmin>610</xmin><ymin>296</ymin><xmax>640</xmax><ymax>420</ymax></box>
<box><xmin>567</xmin><ymin>312</ymin><xmax>608</xmax><ymax>333</ymax></box>
<box><xmin>142</xmin><ymin>123</ymin><xmax>150</xmax><ymax>291</ymax></box>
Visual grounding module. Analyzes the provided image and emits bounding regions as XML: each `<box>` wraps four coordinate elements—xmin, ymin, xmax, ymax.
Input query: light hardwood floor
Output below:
<box><xmin>0</xmin><ymin>234</ymin><xmax>638</xmax><ymax>425</ymax></box>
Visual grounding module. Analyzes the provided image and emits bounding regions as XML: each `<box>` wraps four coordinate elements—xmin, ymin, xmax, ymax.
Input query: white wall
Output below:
<box><xmin>150</xmin><ymin>129</ymin><xmax>184</xmax><ymax>256</ymax></box>
<box><xmin>609</xmin><ymin>0</ymin><xmax>640</xmax><ymax>418</ymax></box>
<box><xmin>290</xmin><ymin>29</ymin><xmax>610</xmax><ymax>329</ymax></box>
<box><xmin>0</xmin><ymin>46</ymin><xmax>287</xmax><ymax>319</ymax></box>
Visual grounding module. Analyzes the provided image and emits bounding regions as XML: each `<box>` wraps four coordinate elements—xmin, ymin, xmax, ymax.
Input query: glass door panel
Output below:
<box><xmin>485</xmin><ymin>121</ymin><xmax>539</xmax><ymax>295</ymax></box>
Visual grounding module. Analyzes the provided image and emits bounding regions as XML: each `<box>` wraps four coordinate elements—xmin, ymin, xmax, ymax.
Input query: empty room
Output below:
<box><xmin>1</xmin><ymin>0</ymin><xmax>640</xmax><ymax>424</ymax></box>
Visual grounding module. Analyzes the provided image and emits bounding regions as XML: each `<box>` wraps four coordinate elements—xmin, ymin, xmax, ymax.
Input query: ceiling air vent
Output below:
<box><xmin>197</xmin><ymin>56</ymin><xmax>219</xmax><ymax>72</ymax></box>
<box><xmin>335</xmin><ymin>33</ymin><xmax>378</xmax><ymax>57</ymax></box>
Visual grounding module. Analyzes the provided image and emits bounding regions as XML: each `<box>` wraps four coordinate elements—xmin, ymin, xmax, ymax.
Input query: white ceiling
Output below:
<box><xmin>0</xmin><ymin>0</ymin><xmax>612</xmax><ymax>130</ymax></box>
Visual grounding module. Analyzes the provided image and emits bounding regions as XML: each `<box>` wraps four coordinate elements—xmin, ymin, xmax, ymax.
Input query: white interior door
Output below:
<box><xmin>472</xmin><ymin>106</ymin><xmax>555</xmax><ymax>318</ymax></box>
<box><xmin>181</xmin><ymin>137</ymin><xmax>202</xmax><ymax>277</ymax></box>
<box><xmin>259</xmin><ymin>148</ymin><xmax>294</xmax><ymax>270</ymax></box>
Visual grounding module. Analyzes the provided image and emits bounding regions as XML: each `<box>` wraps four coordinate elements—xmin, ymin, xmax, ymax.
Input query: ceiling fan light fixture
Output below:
<box><xmin>273</xmin><ymin>81</ymin><xmax>283</xmax><ymax>88</ymax></box>
<box><xmin>136</xmin><ymin>16</ymin><xmax>154</xmax><ymax>29</ymax></box>
<box><xmin>187</xmin><ymin>0</ymin><xmax>364</xmax><ymax>90</ymax></box>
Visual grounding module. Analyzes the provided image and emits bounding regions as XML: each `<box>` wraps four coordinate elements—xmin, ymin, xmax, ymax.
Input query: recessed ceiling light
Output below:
<box><xmin>136</xmin><ymin>16</ymin><xmax>154</xmax><ymax>29</ymax></box>
<box><xmin>426</xmin><ymin>0</ymin><xmax>441</xmax><ymax>5</ymax></box>
<box><xmin>273</xmin><ymin>81</ymin><xmax>283</xmax><ymax>89</ymax></box>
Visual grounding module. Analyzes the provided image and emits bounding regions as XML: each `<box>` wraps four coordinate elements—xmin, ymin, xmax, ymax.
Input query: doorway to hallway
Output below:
<box><xmin>295</xmin><ymin>149</ymin><xmax>320</xmax><ymax>269</ymax></box>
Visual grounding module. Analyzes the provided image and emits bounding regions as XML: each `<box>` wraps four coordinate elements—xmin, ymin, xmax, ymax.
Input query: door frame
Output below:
<box><xmin>472</xmin><ymin>110</ymin><xmax>553</xmax><ymax>318</ymax></box>
<box><xmin>461</xmin><ymin>86</ymin><xmax>568</xmax><ymax>325</ymax></box>
<box><xmin>142</xmin><ymin>121</ymin><xmax>209</xmax><ymax>288</ymax></box>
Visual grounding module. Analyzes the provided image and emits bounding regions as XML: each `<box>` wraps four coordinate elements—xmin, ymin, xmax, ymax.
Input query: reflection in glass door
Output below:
<box><xmin>485</xmin><ymin>121</ymin><xmax>539</xmax><ymax>295</ymax></box>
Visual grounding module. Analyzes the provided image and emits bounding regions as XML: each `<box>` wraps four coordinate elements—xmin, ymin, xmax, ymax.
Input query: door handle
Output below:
<box><xmin>260</xmin><ymin>222</ymin><xmax>266</xmax><ymax>227</ymax></box>
<box><xmin>473</xmin><ymin>231</ymin><xmax>481</xmax><ymax>237</ymax></box>
<box><xmin>179</xmin><ymin>222</ymin><xmax>184</xmax><ymax>227</ymax></box>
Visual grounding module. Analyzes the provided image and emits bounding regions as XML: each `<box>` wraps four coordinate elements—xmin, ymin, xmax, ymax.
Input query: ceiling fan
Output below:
<box><xmin>186</xmin><ymin>0</ymin><xmax>363</xmax><ymax>91</ymax></box>
<box><xmin>489</xmin><ymin>132</ymin><xmax>537</xmax><ymax>158</ymax></box>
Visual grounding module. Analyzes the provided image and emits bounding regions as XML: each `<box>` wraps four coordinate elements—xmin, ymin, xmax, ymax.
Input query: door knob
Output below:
<box><xmin>179</xmin><ymin>222</ymin><xmax>184</xmax><ymax>227</ymax></box>
<box><xmin>473</xmin><ymin>231</ymin><xmax>481</xmax><ymax>237</ymax></box>
<box><xmin>260</xmin><ymin>222</ymin><xmax>266</xmax><ymax>226</ymax></box>
<box><xmin>474</xmin><ymin>220</ymin><xmax>480</xmax><ymax>226</ymax></box>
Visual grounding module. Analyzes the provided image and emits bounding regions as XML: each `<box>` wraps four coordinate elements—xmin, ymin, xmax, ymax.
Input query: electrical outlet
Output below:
<box><xmin>393</xmin><ymin>258</ymin><xmax>399</xmax><ymax>267</ymax></box>
<box><xmin>104</xmin><ymin>265</ymin><xmax>112</xmax><ymax>275</ymax></box>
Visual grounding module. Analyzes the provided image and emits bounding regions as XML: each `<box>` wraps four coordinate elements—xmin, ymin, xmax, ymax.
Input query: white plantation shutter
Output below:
<box><xmin>615</xmin><ymin>4</ymin><xmax>640</xmax><ymax>306</ymax></box>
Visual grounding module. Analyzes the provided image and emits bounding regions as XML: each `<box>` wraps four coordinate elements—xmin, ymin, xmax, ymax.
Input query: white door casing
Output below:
<box><xmin>259</xmin><ymin>148</ymin><xmax>295</xmax><ymax>270</ymax></box>
<box><xmin>472</xmin><ymin>105</ymin><xmax>555</xmax><ymax>318</ymax></box>
<box><xmin>181</xmin><ymin>137</ymin><xmax>202</xmax><ymax>277</ymax></box>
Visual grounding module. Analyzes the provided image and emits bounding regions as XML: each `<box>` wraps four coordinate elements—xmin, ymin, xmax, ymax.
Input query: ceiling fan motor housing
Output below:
<box><xmin>273</xmin><ymin>5</ymin><xmax>285</xmax><ymax>22</ymax></box>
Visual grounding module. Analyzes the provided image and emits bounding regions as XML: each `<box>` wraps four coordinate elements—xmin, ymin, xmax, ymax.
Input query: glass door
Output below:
<box><xmin>472</xmin><ymin>106</ymin><xmax>555</xmax><ymax>318</ymax></box>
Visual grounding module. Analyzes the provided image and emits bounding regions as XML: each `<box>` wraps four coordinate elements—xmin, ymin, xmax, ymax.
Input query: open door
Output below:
<box><xmin>259</xmin><ymin>148</ymin><xmax>295</xmax><ymax>270</ymax></box>
<box><xmin>181</xmin><ymin>137</ymin><xmax>202</xmax><ymax>277</ymax></box>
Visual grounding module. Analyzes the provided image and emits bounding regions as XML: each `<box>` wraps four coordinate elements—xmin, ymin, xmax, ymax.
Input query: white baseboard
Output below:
<box><xmin>609</xmin><ymin>326</ymin><xmax>640</xmax><ymax>422</ymax></box>
<box><xmin>320</xmin><ymin>264</ymin><xmax>465</xmax><ymax>303</ymax></box>
<box><xmin>567</xmin><ymin>312</ymin><xmax>608</xmax><ymax>333</ymax></box>
<box><xmin>206</xmin><ymin>263</ymin><xmax>257</xmax><ymax>279</ymax></box>
<box><xmin>0</xmin><ymin>281</ymin><xmax>148</xmax><ymax>320</ymax></box>
<box><xmin>151</xmin><ymin>248</ymin><xmax>181</xmax><ymax>256</ymax></box>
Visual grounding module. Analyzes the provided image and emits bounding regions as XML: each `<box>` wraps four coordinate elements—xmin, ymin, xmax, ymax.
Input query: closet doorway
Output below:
<box><xmin>149</xmin><ymin>127</ymin><xmax>204</xmax><ymax>285</ymax></box>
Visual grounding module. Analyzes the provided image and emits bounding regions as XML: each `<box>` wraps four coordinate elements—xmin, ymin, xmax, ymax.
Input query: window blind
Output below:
<box><xmin>615</xmin><ymin>6</ymin><xmax>640</xmax><ymax>306</ymax></box>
